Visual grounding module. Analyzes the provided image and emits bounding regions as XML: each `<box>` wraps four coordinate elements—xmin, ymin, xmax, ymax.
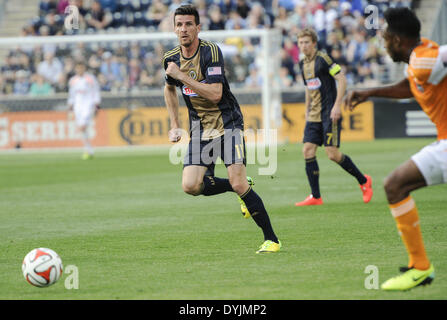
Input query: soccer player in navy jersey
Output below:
<box><xmin>163</xmin><ymin>5</ymin><xmax>280</xmax><ymax>253</ymax></box>
<box><xmin>295</xmin><ymin>28</ymin><xmax>373</xmax><ymax>207</ymax></box>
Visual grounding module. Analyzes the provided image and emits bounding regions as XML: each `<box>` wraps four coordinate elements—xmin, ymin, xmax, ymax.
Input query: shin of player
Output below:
<box><xmin>67</xmin><ymin>61</ymin><xmax>101</xmax><ymax>160</ymax></box>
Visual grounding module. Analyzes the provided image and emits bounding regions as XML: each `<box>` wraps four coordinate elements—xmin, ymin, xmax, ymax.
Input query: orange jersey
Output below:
<box><xmin>406</xmin><ymin>38</ymin><xmax>447</xmax><ymax>140</ymax></box>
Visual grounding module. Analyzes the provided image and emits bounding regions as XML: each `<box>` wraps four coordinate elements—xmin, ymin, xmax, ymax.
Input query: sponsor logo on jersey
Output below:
<box><xmin>306</xmin><ymin>77</ymin><xmax>322</xmax><ymax>90</ymax></box>
<box><xmin>182</xmin><ymin>86</ymin><xmax>198</xmax><ymax>96</ymax></box>
<box><xmin>188</xmin><ymin>70</ymin><xmax>197</xmax><ymax>80</ymax></box>
<box><xmin>182</xmin><ymin>80</ymin><xmax>206</xmax><ymax>97</ymax></box>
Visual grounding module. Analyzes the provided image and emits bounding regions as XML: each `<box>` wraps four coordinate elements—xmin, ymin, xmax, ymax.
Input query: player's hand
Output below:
<box><xmin>330</xmin><ymin>103</ymin><xmax>342</xmax><ymax>121</ymax></box>
<box><xmin>166</xmin><ymin>62</ymin><xmax>183</xmax><ymax>81</ymax></box>
<box><xmin>344</xmin><ymin>90</ymin><xmax>369</xmax><ymax>111</ymax></box>
<box><xmin>168</xmin><ymin>128</ymin><xmax>182</xmax><ymax>143</ymax></box>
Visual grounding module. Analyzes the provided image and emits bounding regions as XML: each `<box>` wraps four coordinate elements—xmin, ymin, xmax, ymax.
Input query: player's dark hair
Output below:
<box><xmin>174</xmin><ymin>4</ymin><xmax>200</xmax><ymax>25</ymax></box>
<box><xmin>384</xmin><ymin>7</ymin><xmax>420</xmax><ymax>39</ymax></box>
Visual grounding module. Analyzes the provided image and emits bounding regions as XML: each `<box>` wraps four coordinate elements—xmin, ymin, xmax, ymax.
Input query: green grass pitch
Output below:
<box><xmin>0</xmin><ymin>138</ymin><xmax>445</xmax><ymax>300</ymax></box>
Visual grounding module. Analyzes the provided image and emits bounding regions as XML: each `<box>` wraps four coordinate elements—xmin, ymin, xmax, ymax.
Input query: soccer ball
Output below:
<box><xmin>22</xmin><ymin>248</ymin><xmax>63</xmax><ymax>287</ymax></box>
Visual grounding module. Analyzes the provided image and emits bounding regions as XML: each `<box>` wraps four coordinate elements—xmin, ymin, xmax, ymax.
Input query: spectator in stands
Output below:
<box><xmin>98</xmin><ymin>0</ymin><xmax>116</xmax><ymax>12</ymax></box>
<box><xmin>246</xmin><ymin>2</ymin><xmax>270</xmax><ymax>29</ymax></box>
<box><xmin>85</xmin><ymin>0</ymin><xmax>111</xmax><ymax>30</ymax></box>
<box><xmin>390</xmin><ymin>0</ymin><xmax>412</xmax><ymax>8</ymax></box>
<box><xmin>235</xmin><ymin>0</ymin><xmax>251</xmax><ymax>19</ymax></box>
<box><xmin>280</xmin><ymin>47</ymin><xmax>296</xmax><ymax>84</ymax></box>
<box><xmin>277</xmin><ymin>0</ymin><xmax>296</xmax><ymax>11</ymax></box>
<box><xmin>345</xmin><ymin>30</ymin><xmax>369</xmax><ymax>65</ymax></box>
<box><xmin>312</xmin><ymin>2</ymin><xmax>327</xmax><ymax>45</ymax></box>
<box><xmin>57</xmin><ymin>0</ymin><xmax>70</xmax><ymax>15</ymax></box>
<box><xmin>324</xmin><ymin>0</ymin><xmax>340</xmax><ymax>33</ymax></box>
<box><xmin>208</xmin><ymin>5</ymin><xmax>226</xmax><ymax>30</ymax></box>
<box><xmin>169</xmin><ymin>0</ymin><xmax>184</xmax><ymax>13</ymax></box>
<box><xmin>38</xmin><ymin>25</ymin><xmax>58</xmax><ymax>56</ymax></box>
<box><xmin>39</xmin><ymin>0</ymin><xmax>57</xmax><ymax>16</ymax></box>
<box><xmin>97</xmin><ymin>73</ymin><xmax>111</xmax><ymax>91</ymax></box>
<box><xmin>29</xmin><ymin>74</ymin><xmax>54</xmax><ymax>96</ymax></box>
<box><xmin>283</xmin><ymin>37</ymin><xmax>300</xmax><ymax>65</ymax></box>
<box><xmin>62</xmin><ymin>56</ymin><xmax>76</xmax><ymax>81</ymax></box>
<box><xmin>145</xmin><ymin>0</ymin><xmax>168</xmax><ymax>28</ymax></box>
<box><xmin>340</xmin><ymin>0</ymin><xmax>363</xmax><ymax>15</ymax></box>
<box><xmin>0</xmin><ymin>75</ymin><xmax>7</xmax><ymax>95</ymax></box>
<box><xmin>288</xmin><ymin>1</ymin><xmax>313</xmax><ymax>30</ymax></box>
<box><xmin>244</xmin><ymin>64</ymin><xmax>263</xmax><ymax>88</ymax></box>
<box><xmin>100</xmin><ymin>51</ymin><xmax>123</xmax><ymax>89</ymax></box>
<box><xmin>2</xmin><ymin>0</ymin><xmax>409</xmax><ymax>95</ymax></box>
<box><xmin>13</xmin><ymin>70</ymin><xmax>31</xmax><ymax>95</ymax></box>
<box><xmin>194</xmin><ymin>0</ymin><xmax>210</xmax><ymax>29</ymax></box>
<box><xmin>87</xmin><ymin>53</ymin><xmax>102</xmax><ymax>75</ymax></box>
<box><xmin>43</xmin><ymin>11</ymin><xmax>64</xmax><ymax>36</ymax></box>
<box><xmin>339</xmin><ymin>2</ymin><xmax>357</xmax><ymax>33</ymax></box>
<box><xmin>218</xmin><ymin>0</ymin><xmax>236</xmax><ymax>16</ymax></box>
<box><xmin>279</xmin><ymin>66</ymin><xmax>294</xmax><ymax>88</ymax></box>
<box><xmin>37</xmin><ymin>52</ymin><xmax>63</xmax><ymax>86</ymax></box>
<box><xmin>274</xmin><ymin>6</ymin><xmax>293</xmax><ymax>35</ymax></box>
<box><xmin>128</xmin><ymin>58</ymin><xmax>141</xmax><ymax>88</ymax></box>
<box><xmin>225</xmin><ymin>10</ymin><xmax>247</xmax><ymax>30</ymax></box>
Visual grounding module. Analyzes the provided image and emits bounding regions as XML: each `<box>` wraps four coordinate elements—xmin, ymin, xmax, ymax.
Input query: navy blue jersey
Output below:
<box><xmin>163</xmin><ymin>39</ymin><xmax>244</xmax><ymax>140</ymax></box>
<box><xmin>299</xmin><ymin>50</ymin><xmax>341</xmax><ymax>122</ymax></box>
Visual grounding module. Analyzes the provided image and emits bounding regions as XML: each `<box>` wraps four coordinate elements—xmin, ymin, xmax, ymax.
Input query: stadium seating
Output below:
<box><xmin>0</xmin><ymin>0</ymin><xmax>413</xmax><ymax>96</ymax></box>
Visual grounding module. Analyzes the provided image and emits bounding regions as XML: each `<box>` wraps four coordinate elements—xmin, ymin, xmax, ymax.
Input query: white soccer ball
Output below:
<box><xmin>22</xmin><ymin>248</ymin><xmax>63</xmax><ymax>287</ymax></box>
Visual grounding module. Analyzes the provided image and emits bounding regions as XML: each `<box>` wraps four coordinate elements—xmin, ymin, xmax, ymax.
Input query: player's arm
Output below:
<box><xmin>164</xmin><ymin>83</ymin><xmax>182</xmax><ymax>143</ymax></box>
<box><xmin>165</xmin><ymin>62</ymin><xmax>222</xmax><ymax>104</ymax></box>
<box><xmin>345</xmin><ymin>78</ymin><xmax>413</xmax><ymax>111</ymax></box>
<box><xmin>331</xmin><ymin>71</ymin><xmax>347</xmax><ymax>121</ymax></box>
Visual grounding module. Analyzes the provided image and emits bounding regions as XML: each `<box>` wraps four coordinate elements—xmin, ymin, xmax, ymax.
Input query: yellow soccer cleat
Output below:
<box><xmin>82</xmin><ymin>153</ymin><xmax>94</xmax><ymax>160</ymax></box>
<box><xmin>381</xmin><ymin>264</ymin><xmax>435</xmax><ymax>291</ymax></box>
<box><xmin>256</xmin><ymin>240</ymin><xmax>281</xmax><ymax>254</ymax></box>
<box><xmin>238</xmin><ymin>177</ymin><xmax>254</xmax><ymax>218</ymax></box>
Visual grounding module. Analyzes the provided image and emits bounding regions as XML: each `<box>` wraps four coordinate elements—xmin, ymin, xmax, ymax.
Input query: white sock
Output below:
<box><xmin>82</xmin><ymin>131</ymin><xmax>94</xmax><ymax>155</ymax></box>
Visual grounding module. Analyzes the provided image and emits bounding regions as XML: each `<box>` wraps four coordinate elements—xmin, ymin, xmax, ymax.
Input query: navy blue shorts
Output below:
<box><xmin>303</xmin><ymin>119</ymin><xmax>342</xmax><ymax>147</ymax></box>
<box><xmin>183</xmin><ymin>128</ymin><xmax>246</xmax><ymax>176</ymax></box>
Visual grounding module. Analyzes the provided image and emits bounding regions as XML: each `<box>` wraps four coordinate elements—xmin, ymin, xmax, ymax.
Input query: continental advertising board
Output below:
<box><xmin>0</xmin><ymin>102</ymin><xmax>374</xmax><ymax>149</ymax></box>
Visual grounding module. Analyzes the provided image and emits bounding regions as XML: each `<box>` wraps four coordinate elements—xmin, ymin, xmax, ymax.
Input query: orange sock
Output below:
<box><xmin>389</xmin><ymin>196</ymin><xmax>430</xmax><ymax>270</ymax></box>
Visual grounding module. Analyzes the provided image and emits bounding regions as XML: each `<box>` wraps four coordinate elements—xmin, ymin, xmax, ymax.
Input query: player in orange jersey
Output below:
<box><xmin>345</xmin><ymin>7</ymin><xmax>446</xmax><ymax>291</ymax></box>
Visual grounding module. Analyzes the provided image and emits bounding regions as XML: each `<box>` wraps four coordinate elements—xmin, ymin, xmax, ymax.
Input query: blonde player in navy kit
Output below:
<box><xmin>163</xmin><ymin>5</ymin><xmax>280</xmax><ymax>254</ymax></box>
<box><xmin>295</xmin><ymin>28</ymin><xmax>373</xmax><ymax>207</ymax></box>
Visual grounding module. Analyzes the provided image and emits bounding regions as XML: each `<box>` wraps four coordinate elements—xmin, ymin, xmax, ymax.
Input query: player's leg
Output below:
<box><xmin>380</xmin><ymin>158</ymin><xmax>435</xmax><ymax>290</ymax></box>
<box><xmin>75</xmin><ymin>108</ymin><xmax>94</xmax><ymax>159</ymax></box>
<box><xmin>78</xmin><ymin>123</ymin><xmax>94</xmax><ymax>159</ymax></box>
<box><xmin>227</xmin><ymin>163</ymin><xmax>280</xmax><ymax>253</ymax></box>
<box><xmin>222</xmin><ymin>128</ymin><xmax>280</xmax><ymax>253</ymax></box>
<box><xmin>296</xmin><ymin>122</ymin><xmax>323</xmax><ymax>206</ymax></box>
<box><xmin>380</xmin><ymin>139</ymin><xmax>447</xmax><ymax>291</ymax></box>
<box><xmin>183</xmin><ymin>138</ymin><xmax>233</xmax><ymax>196</ymax></box>
<box><xmin>182</xmin><ymin>165</ymin><xmax>209</xmax><ymax>196</ymax></box>
<box><xmin>323</xmin><ymin>119</ymin><xmax>372</xmax><ymax>203</ymax></box>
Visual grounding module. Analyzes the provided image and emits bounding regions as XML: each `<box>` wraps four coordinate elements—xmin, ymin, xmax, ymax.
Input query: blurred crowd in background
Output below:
<box><xmin>0</xmin><ymin>0</ymin><xmax>413</xmax><ymax>96</ymax></box>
